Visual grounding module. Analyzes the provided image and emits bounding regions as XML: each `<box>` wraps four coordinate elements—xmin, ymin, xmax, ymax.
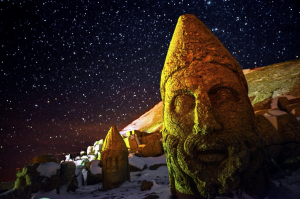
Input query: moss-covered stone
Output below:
<box><xmin>160</xmin><ymin>14</ymin><xmax>268</xmax><ymax>198</ymax></box>
<box><xmin>246</xmin><ymin>59</ymin><xmax>300</xmax><ymax>106</ymax></box>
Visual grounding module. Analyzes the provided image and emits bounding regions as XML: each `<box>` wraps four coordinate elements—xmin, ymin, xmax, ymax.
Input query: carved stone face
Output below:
<box><xmin>161</xmin><ymin>14</ymin><xmax>268</xmax><ymax>198</ymax></box>
<box><xmin>162</xmin><ymin>62</ymin><xmax>262</xmax><ymax>196</ymax></box>
<box><xmin>102</xmin><ymin>150</ymin><xmax>128</xmax><ymax>189</ymax></box>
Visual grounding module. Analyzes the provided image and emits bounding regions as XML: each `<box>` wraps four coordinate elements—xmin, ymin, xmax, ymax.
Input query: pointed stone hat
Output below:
<box><xmin>160</xmin><ymin>14</ymin><xmax>248</xmax><ymax>101</ymax></box>
<box><xmin>102</xmin><ymin>125</ymin><xmax>127</xmax><ymax>153</ymax></box>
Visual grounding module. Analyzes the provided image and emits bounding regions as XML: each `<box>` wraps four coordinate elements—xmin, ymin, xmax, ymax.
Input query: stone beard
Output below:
<box><xmin>160</xmin><ymin>14</ymin><xmax>269</xmax><ymax>198</ymax></box>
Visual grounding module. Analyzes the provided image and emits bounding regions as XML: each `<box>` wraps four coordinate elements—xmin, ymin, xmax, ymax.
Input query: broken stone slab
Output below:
<box><xmin>277</xmin><ymin>97</ymin><xmax>290</xmax><ymax>111</ymax></box>
<box><xmin>289</xmin><ymin>97</ymin><xmax>300</xmax><ymax>104</ymax></box>
<box><xmin>141</xmin><ymin>140</ymin><xmax>163</xmax><ymax>157</ymax></box>
<box><xmin>286</xmin><ymin>103</ymin><xmax>300</xmax><ymax>113</ymax></box>
<box><xmin>291</xmin><ymin>107</ymin><xmax>300</xmax><ymax>117</ymax></box>
<box><xmin>255</xmin><ymin>109</ymin><xmax>272</xmax><ymax>116</ymax></box>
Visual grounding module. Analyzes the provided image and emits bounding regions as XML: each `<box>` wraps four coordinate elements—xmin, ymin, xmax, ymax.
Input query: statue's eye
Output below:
<box><xmin>209</xmin><ymin>87</ymin><xmax>240</xmax><ymax>107</ymax></box>
<box><xmin>173</xmin><ymin>94</ymin><xmax>195</xmax><ymax>115</ymax></box>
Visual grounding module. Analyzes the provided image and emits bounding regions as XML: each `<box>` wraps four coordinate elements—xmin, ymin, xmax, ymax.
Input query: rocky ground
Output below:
<box><xmin>31</xmin><ymin>157</ymin><xmax>300</xmax><ymax>199</ymax></box>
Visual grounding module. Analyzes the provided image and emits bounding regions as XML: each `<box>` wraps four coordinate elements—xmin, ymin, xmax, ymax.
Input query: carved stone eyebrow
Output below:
<box><xmin>171</xmin><ymin>89</ymin><xmax>194</xmax><ymax>96</ymax></box>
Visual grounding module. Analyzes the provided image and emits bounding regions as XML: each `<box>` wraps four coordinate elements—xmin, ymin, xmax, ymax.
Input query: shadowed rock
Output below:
<box><xmin>140</xmin><ymin>180</ymin><xmax>153</xmax><ymax>191</ymax></box>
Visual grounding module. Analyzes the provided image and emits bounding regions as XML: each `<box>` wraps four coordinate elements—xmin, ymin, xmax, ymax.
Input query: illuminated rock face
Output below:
<box><xmin>161</xmin><ymin>14</ymin><xmax>268</xmax><ymax>198</ymax></box>
<box><xmin>102</xmin><ymin>126</ymin><xmax>130</xmax><ymax>190</ymax></box>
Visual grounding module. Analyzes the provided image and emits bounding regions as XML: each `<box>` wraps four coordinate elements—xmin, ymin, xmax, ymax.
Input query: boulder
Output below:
<box><xmin>277</xmin><ymin>113</ymin><xmax>300</xmax><ymax>143</ymax></box>
<box><xmin>277</xmin><ymin>97</ymin><xmax>290</xmax><ymax>111</ymax></box>
<box><xmin>87</xmin><ymin>146</ymin><xmax>94</xmax><ymax>155</ymax></box>
<box><xmin>254</xmin><ymin>109</ymin><xmax>271</xmax><ymax>116</ymax></box>
<box><xmin>265</xmin><ymin>110</ymin><xmax>287</xmax><ymax>116</ymax></box>
<box><xmin>129</xmin><ymin>145</ymin><xmax>145</xmax><ymax>156</ymax></box>
<box><xmin>77</xmin><ymin>158</ymin><xmax>90</xmax><ymax>170</ymax></box>
<box><xmin>276</xmin><ymin>114</ymin><xmax>300</xmax><ymax>162</ymax></box>
<box><xmin>256</xmin><ymin>115</ymin><xmax>282</xmax><ymax>161</ymax></box>
<box><xmin>66</xmin><ymin>174</ymin><xmax>78</xmax><ymax>192</ymax></box>
<box><xmin>64</xmin><ymin>154</ymin><xmax>72</xmax><ymax>161</ymax></box>
<box><xmin>0</xmin><ymin>182</ymin><xmax>14</xmax><ymax>194</ymax></box>
<box><xmin>291</xmin><ymin>107</ymin><xmax>300</xmax><ymax>117</ymax></box>
<box><xmin>286</xmin><ymin>103</ymin><xmax>300</xmax><ymax>113</ymax></box>
<box><xmin>94</xmin><ymin>143</ymin><xmax>103</xmax><ymax>154</ymax></box>
<box><xmin>5</xmin><ymin>162</ymin><xmax>61</xmax><ymax>198</ymax></box>
<box><xmin>124</xmin><ymin>135</ymin><xmax>139</xmax><ymax>149</ymax></box>
<box><xmin>140</xmin><ymin>180</ymin><xmax>153</xmax><ymax>191</ymax></box>
<box><xmin>253</xmin><ymin>97</ymin><xmax>272</xmax><ymax>111</ymax></box>
<box><xmin>29</xmin><ymin>154</ymin><xmax>58</xmax><ymax>164</ymax></box>
<box><xmin>75</xmin><ymin>167</ymin><xmax>83</xmax><ymax>187</ymax></box>
<box><xmin>289</xmin><ymin>97</ymin><xmax>300</xmax><ymax>104</ymax></box>
<box><xmin>87</xmin><ymin>160</ymin><xmax>102</xmax><ymax>185</ymax></box>
<box><xmin>129</xmin><ymin>136</ymin><xmax>139</xmax><ymax>149</ymax></box>
<box><xmin>141</xmin><ymin>140</ymin><xmax>163</xmax><ymax>157</ymax></box>
<box><xmin>96</xmin><ymin>152</ymin><xmax>101</xmax><ymax>161</ymax></box>
<box><xmin>94</xmin><ymin>139</ymin><xmax>103</xmax><ymax>146</ymax></box>
<box><xmin>139</xmin><ymin>133</ymin><xmax>161</xmax><ymax>145</ymax></box>
<box><xmin>60</xmin><ymin>162</ymin><xmax>76</xmax><ymax>186</ymax></box>
<box><xmin>0</xmin><ymin>185</ymin><xmax>32</xmax><ymax>199</ymax></box>
<box><xmin>127</xmin><ymin>130</ymin><xmax>143</xmax><ymax>138</ymax></box>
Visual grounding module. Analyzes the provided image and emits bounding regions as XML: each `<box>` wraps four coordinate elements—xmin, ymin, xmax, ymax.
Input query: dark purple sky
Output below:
<box><xmin>1</xmin><ymin>0</ymin><xmax>299</xmax><ymax>182</ymax></box>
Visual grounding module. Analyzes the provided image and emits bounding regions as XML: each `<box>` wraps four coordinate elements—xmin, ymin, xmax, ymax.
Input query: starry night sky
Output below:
<box><xmin>0</xmin><ymin>0</ymin><xmax>299</xmax><ymax>183</ymax></box>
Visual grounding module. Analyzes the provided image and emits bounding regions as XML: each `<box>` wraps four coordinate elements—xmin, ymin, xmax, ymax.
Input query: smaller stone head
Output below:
<box><xmin>101</xmin><ymin>125</ymin><xmax>130</xmax><ymax>190</ymax></box>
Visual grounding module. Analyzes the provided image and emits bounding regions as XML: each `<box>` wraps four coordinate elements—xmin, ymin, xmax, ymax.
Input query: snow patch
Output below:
<box><xmin>128</xmin><ymin>153</ymin><xmax>146</xmax><ymax>170</ymax></box>
<box><xmin>266</xmin><ymin>109</ymin><xmax>287</xmax><ymax>116</ymax></box>
<box><xmin>36</xmin><ymin>162</ymin><xmax>60</xmax><ymax>178</ymax></box>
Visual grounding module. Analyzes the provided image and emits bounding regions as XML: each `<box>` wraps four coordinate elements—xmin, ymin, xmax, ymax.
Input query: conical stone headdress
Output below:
<box><xmin>102</xmin><ymin>125</ymin><xmax>127</xmax><ymax>153</ymax></box>
<box><xmin>160</xmin><ymin>14</ymin><xmax>248</xmax><ymax>102</ymax></box>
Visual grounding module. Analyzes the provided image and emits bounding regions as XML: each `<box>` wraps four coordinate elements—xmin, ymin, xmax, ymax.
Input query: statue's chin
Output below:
<box><xmin>176</xmin><ymin>134</ymin><xmax>250</xmax><ymax>195</ymax></box>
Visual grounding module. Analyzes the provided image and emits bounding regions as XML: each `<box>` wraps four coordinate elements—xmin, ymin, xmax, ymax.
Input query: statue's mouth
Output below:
<box><xmin>196</xmin><ymin>150</ymin><xmax>228</xmax><ymax>163</ymax></box>
<box><xmin>195</xmin><ymin>144</ymin><xmax>228</xmax><ymax>163</ymax></box>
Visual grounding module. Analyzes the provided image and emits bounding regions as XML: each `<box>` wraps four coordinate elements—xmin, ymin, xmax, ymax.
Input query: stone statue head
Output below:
<box><xmin>101</xmin><ymin>125</ymin><xmax>130</xmax><ymax>190</ymax></box>
<box><xmin>161</xmin><ymin>14</ymin><xmax>268</xmax><ymax>198</ymax></box>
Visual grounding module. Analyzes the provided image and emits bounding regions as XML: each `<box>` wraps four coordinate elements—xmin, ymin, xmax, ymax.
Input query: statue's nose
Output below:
<box><xmin>194</xmin><ymin>92</ymin><xmax>221</xmax><ymax>135</ymax></box>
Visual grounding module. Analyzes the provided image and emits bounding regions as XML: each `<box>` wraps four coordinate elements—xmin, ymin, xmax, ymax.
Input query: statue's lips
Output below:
<box><xmin>195</xmin><ymin>144</ymin><xmax>228</xmax><ymax>163</ymax></box>
<box><xmin>196</xmin><ymin>150</ymin><xmax>227</xmax><ymax>163</ymax></box>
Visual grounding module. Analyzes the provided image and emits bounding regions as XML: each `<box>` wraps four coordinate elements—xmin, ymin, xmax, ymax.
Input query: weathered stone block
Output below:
<box><xmin>286</xmin><ymin>103</ymin><xmax>300</xmax><ymax>113</ymax></box>
<box><xmin>277</xmin><ymin>97</ymin><xmax>290</xmax><ymax>111</ymax></box>
<box><xmin>255</xmin><ymin>109</ymin><xmax>271</xmax><ymax>116</ymax></box>
<box><xmin>141</xmin><ymin>140</ymin><xmax>162</xmax><ymax>157</ymax></box>
<box><xmin>289</xmin><ymin>97</ymin><xmax>300</xmax><ymax>104</ymax></box>
<box><xmin>291</xmin><ymin>107</ymin><xmax>300</xmax><ymax>117</ymax></box>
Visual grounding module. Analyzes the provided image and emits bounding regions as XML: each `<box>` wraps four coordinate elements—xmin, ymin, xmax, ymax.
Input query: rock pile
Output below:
<box><xmin>123</xmin><ymin>130</ymin><xmax>163</xmax><ymax>157</ymax></box>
